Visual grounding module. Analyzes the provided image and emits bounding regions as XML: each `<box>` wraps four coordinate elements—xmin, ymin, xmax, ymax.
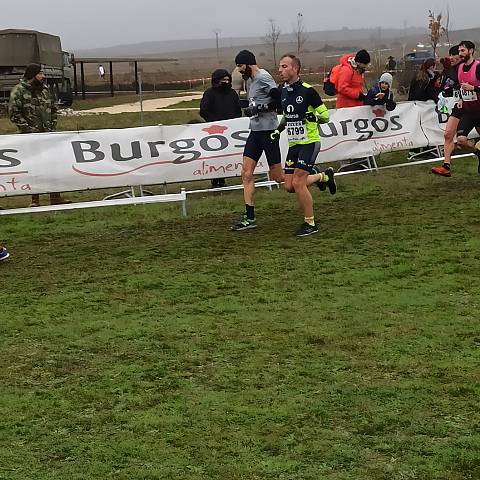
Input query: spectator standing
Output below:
<box><xmin>334</xmin><ymin>49</ymin><xmax>371</xmax><ymax>108</ymax></box>
<box><xmin>333</xmin><ymin>50</ymin><xmax>371</xmax><ymax>170</ymax></box>
<box><xmin>408</xmin><ymin>58</ymin><xmax>439</xmax><ymax>102</ymax></box>
<box><xmin>200</xmin><ymin>69</ymin><xmax>242</xmax><ymax>188</ymax></box>
<box><xmin>9</xmin><ymin>63</ymin><xmax>71</xmax><ymax>207</ymax></box>
<box><xmin>386</xmin><ymin>56</ymin><xmax>397</xmax><ymax>72</ymax></box>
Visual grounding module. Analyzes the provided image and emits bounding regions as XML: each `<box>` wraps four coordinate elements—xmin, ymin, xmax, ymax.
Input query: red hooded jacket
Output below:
<box><xmin>334</xmin><ymin>54</ymin><xmax>366</xmax><ymax>108</ymax></box>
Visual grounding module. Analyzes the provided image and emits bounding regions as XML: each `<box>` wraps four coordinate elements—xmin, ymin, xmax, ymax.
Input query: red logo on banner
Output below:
<box><xmin>372</xmin><ymin>107</ymin><xmax>386</xmax><ymax>118</ymax></box>
<box><xmin>202</xmin><ymin>125</ymin><xmax>228</xmax><ymax>135</ymax></box>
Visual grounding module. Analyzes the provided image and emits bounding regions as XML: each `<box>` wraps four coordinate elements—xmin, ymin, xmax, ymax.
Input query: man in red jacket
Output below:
<box><xmin>335</xmin><ymin>50</ymin><xmax>371</xmax><ymax>109</ymax></box>
<box><xmin>332</xmin><ymin>50</ymin><xmax>371</xmax><ymax>170</ymax></box>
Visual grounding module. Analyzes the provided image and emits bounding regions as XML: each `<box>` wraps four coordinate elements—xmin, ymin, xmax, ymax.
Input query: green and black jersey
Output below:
<box><xmin>279</xmin><ymin>79</ymin><xmax>329</xmax><ymax>147</ymax></box>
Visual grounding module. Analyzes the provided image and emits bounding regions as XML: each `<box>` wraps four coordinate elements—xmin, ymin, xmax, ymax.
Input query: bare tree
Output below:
<box><xmin>293</xmin><ymin>12</ymin><xmax>308</xmax><ymax>55</ymax></box>
<box><xmin>264</xmin><ymin>19</ymin><xmax>281</xmax><ymax>67</ymax></box>
<box><xmin>428</xmin><ymin>10</ymin><xmax>445</xmax><ymax>57</ymax></box>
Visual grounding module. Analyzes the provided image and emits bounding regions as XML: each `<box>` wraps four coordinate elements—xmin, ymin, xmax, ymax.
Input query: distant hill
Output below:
<box><xmin>443</xmin><ymin>27</ymin><xmax>480</xmax><ymax>43</ymax></box>
<box><xmin>74</xmin><ymin>27</ymin><xmax>428</xmax><ymax>58</ymax></box>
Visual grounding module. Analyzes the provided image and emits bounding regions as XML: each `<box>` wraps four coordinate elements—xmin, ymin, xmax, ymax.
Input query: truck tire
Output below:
<box><xmin>61</xmin><ymin>79</ymin><xmax>73</xmax><ymax>107</ymax></box>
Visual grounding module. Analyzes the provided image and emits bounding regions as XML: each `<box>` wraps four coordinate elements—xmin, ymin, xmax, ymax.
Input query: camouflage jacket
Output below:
<box><xmin>8</xmin><ymin>79</ymin><xmax>58</xmax><ymax>133</ymax></box>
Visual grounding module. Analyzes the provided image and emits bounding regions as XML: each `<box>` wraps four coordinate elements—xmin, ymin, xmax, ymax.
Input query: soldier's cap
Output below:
<box><xmin>24</xmin><ymin>63</ymin><xmax>43</xmax><ymax>80</ymax></box>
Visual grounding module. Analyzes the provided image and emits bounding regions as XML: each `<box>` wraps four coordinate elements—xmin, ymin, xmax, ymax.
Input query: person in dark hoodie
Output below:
<box><xmin>408</xmin><ymin>58</ymin><xmax>439</xmax><ymax>102</ymax></box>
<box><xmin>439</xmin><ymin>45</ymin><xmax>462</xmax><ymax>97</ymax></box>
<box><xmin>200</xmin><ymin>69</ymin><xmax>242</xmax><ymax>188</ymax></box>
<box><xmin>364</xmin><ymin>72</ymin><xmax>396</xmax><ymax>113</ymax></box>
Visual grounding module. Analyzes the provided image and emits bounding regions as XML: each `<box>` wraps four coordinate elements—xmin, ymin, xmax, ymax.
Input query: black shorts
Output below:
<box><xmin>450</xmin><ymin>106</ymin><xmax>463</xmax><ymax>119</ymax></box>
<box><xmin>243</xmin><ymin>130</ymin><xmax>281</xmax><ymax>167</ymax></box>
<box><xmin>455</xmin><ymin>110</ymin><xmax>480</xmax><ymax>137</ymax></box>
<box><xmin>284</xmin><ymin>142</ymin><xmax>321</xmax><ymax>174</ymax></box>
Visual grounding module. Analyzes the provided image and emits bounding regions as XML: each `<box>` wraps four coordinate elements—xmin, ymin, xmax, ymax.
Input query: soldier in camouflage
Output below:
<box><xmin>9</xmin><ymin>63</ymin><xmax>70</xmax><ymax>207</ymax></box>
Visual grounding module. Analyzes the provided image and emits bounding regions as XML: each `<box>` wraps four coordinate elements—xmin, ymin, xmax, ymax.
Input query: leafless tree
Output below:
<box><xmin>428</xmin><ymin>10</ymin><xmax>445</xmax><ymax>57</ymax></box>
<box><xmin>264</xmin><ymin>19</ymin><xmax>281</xmax><ymax>67</ymax></box>
<box><xmin>293</xmin><ymin>12</ymin><xmax>308</xmax><ymax>55</ymax></box>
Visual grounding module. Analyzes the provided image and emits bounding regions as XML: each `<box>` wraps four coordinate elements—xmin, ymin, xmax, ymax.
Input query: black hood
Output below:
<box><xmin>211</xmin><ymin>69</ymin><xmax>232</xmax><ymax>86</ymax></box>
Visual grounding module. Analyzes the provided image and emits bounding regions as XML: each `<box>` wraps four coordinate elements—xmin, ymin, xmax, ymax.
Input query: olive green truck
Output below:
<box><xmin>0</xmin><ymin>29</ymin><xmax>74</xmax><ymax>106</ymax></box>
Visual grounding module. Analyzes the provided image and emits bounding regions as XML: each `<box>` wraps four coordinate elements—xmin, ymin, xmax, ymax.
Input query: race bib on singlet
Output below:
<box><xmin>461</xmin><ymin>88</ymin><xmax>478</xmax><ymax>102</ymax></box>
<box><xmin>286</xmin><ymin>121</ymin><xmax>307</xmax><ymax>142</ymax></box>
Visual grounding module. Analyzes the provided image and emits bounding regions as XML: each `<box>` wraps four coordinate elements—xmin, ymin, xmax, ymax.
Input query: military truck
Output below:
<box><xmin>0</xmin><ymin>29</ymin><xmax>74</xmax><ymax>106</ymax></box>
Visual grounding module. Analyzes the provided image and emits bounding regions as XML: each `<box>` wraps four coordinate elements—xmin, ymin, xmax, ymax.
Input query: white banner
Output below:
<box><xmin>0</xmin><ymin>101</ymin><xmax>451</xmax><ymax>197</ymax></box>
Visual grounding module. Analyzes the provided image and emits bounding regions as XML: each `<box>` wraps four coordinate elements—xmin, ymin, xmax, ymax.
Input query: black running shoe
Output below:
<box><xmin>312</xmin><ymin>164</ymin><xmax>327</xmax><ymax>191</ymax></box>
<box><xmin>324</xmin><ymin>167</ymin><xmax>337</xmax><ymax>195</ymax></box>
<box><xmin>295</xmin><ymin>222</ymin><xmax>319</xmax><ymax>237</ymax></box>
<box><xmin>0</xmin><ymin>246</ymin><xmax>9</xmax><ymax>262</ymax></box>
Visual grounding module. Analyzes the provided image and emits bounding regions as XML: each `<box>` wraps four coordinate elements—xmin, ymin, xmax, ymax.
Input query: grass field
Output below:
<box><xmin>1</xmin><ymin>146</ymin><xmax>480</xmax><ymax>478</ymax></box>
<box><xmin>1</xmin><ymin>96</ymin><xmax>479</xmax><ymax>479</ymax></box>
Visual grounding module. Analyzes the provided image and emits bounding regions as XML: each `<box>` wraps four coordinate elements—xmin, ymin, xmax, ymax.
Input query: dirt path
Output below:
<box><xmin>83</xmin><ymin>94</ymin><xmax>203</xmax><ymax>114</ymax></box>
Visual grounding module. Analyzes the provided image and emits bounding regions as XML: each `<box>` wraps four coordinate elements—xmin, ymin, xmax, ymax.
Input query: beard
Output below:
<box><xmin>241</xmin><ymin>66</ymin><xmax>252</xmax><ymax>80</ymax></box>
<box><xmin>31</xmin><ymin>79</ymin><xmax>44</xmax><ymax>90</ymax></box>
<box><xmin>460</xmin><ymin>53</ymin><xmax>471</xmax><ymax>63</ymax></box>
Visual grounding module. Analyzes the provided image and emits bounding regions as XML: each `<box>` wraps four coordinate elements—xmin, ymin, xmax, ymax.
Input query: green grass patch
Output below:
<box><xmin>1</xmin><ymin>155</ymin><xmax>480</xmax><ymax>479</ymax></box>
<box><xmin>169</xmin><ymin>99</ymin><xmax>201</xmax><ymax>109</ymax></box>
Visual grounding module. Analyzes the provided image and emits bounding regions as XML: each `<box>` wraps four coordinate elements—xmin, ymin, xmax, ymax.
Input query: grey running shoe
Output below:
<box><xmin>231</xmin><ymin>213</ymin><xmax>257</xmax><ymax>231</ymax></box>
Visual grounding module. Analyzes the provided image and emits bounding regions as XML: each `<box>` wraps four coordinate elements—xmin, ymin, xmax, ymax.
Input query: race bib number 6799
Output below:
<box><xmin>286</xmin><ymin>121</ymin><xmax>307</xmax><ymax>142</ymax></box>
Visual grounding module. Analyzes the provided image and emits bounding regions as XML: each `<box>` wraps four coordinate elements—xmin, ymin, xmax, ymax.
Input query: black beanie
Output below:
<box><xmin>235</xmin><ymin>50</ymin><xmax>256</xmax><ymax>66</ymax></box>
<box><xmin>211</xmin><ymin>69</ymin><xmax>231</xmax><ymax>86</ymax></box>
<box><xmin>24</xmin><ymin>63</ymin><xmax>42</xmax><ymax>80</ymax></box>
<box><xmin>354</xmin><ymin>50</ymin><xmax>370</xmax><ymax>64</ymax></box>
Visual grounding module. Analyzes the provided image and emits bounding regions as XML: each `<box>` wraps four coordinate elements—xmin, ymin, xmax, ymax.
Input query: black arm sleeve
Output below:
<box><xmin>268</xmin><ymin>87</ymin><xmax>281</xmax><ymax>102</ymax></box>
<box><xmin>267</xmin><ymin>87</ymin><xmax>281</xmax><ymax>110</ymax></box>
<box><xmin>233</xmin><ymin>91</ymin><xmax>242</xmax><ymax>118</ymax></box>
<box><xmin>199</xmin><ymin>89</ymin><xmax>213</xmax><ymax>122</ymax></box>
<box><xmin>306</xmin><ymin>87</ymin><xmax>323</xmax><ymax>108</ymax></box>
<box><xmin>239</xmin><ymin>98</ymin><xmax>249</xmax><ymax>109</ymax></box>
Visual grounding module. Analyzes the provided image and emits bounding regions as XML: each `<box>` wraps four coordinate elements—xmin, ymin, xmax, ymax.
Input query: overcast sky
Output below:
<box><xmin>1</xmin><ymin>0</ymin><xmax>477</xmax><ymax>50</ymax></box>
